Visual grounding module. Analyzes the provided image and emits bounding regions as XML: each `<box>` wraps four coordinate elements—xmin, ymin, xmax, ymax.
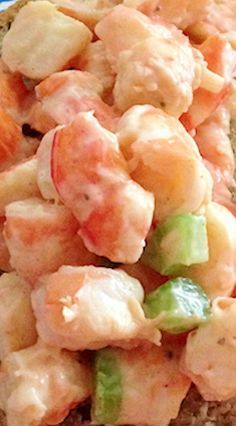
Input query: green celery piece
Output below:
<box><xmin>142</xmin><ymin>213</ymin><xmax>209</xmax><ymax>275</ymax></box>
<box><xmin>93</xmin><ymin>348</ymin><xmax>122</xmax><ymax>424</ymax></box>
<box><xmin>143</xmin><ymin>277</ymin><xmax>211</xmax><ymax>333</ymax></box>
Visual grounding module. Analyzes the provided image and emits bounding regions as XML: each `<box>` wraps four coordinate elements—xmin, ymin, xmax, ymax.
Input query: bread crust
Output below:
<box><xmin>0</xmin><ymin>2</ymin><xmax>236</xmax><ymax>425</ymax></box>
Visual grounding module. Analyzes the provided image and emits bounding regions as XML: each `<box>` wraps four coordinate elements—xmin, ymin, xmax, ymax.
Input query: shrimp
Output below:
<box><xmin>76</xmin><ymin>40</ymin><xmax>115</xmax><ymax>95</ymax></box>
<box><xmin>0</xmin><ymin>272</ymin><xmax>37</xmax><ymax>360</ymax></box>
<box><xmin>0</xmin><ymin>340</ymin><xmax>91</xmax><ymax>426</ymax></box>
<box><xmin>31</xmin><ymin>265</ymin><xmax>161</xmax><ymax>350</ymax></box>
<box><xmin>181</xmin><ymin>297</ymin><xmax>236</xmax><ymax>401</ymax></box>
<box><xmin>0</xmin><ymin>217</ymin><xmax>11</xmax><ymax>272</ymax></box>
<box><xmin>194</xmin><ymin>106</ymin><xmax>236</xmax><ymax>215</ymax></box>
<box><xmin>51</xmin><ymin>112</ymin><xmax>154</xmax><ymax>263</ymax></box>
<box><xmin>0</xmin><ymin>61</ymin><xmax>33</xmax><ymax>125</ymax></box>
<box><xmin>95</xmin><ymin>5</ymin><xmax>177</xmax><ymax>69</ymax></box>
<box><xmin>204</xmin><ymin>161</ymin><xmax>236</xmax><ymax>217</ymax></box>
<box><xmin>35</xmin><ymin>70</ymin><xmax>118</xmax><ymax>131</ymax></box>
<box><xmin>181</xmin><ymin>35</ymin><xmax>236</xmax><ymax>130</ymax></box>
<box><xmin>96</xmin><ymin>5</ymin><xmax>222</xmax><ymax>118</ymax></box>
<box><xmin>182</xmin><ymin>202</ymin><xmax>236</xmax><ymax>299</ymax></box>
<box><xmin>0</xmin><ymin>60</ymin><xmax>55</xmax><ymax>134</ymax></box>
<box><xmin>0</xmin><ymin>157</ymin><xmax>40</xmax><ymax>216</ymax></box>
<box><xmin>93</xmin><ymin>344</ymin><xmax>190</xmax><ymax>425</ymax></box>
<box><xmin>117</xmin><ymin>105</ymin><xmax>212</xmax><ymax>221</ymax></box>
<box><xmin>2</xmin><ymin>1</ymin><xmax>92</xmax><ymax>80</ymax></box>
<box><xmin>48</xmin><ymin>0</ymin><xmax>121</xmax><ymax>30</ymax></box>
<box><xmin>4</xmin><ymin>198</ymin><xmax>98</xmax><ymax>285</ymax></box>
<box><xmin>0</xmin><ymin>107</ymin><xmax>28</xmax><ymax>172</ymax></box>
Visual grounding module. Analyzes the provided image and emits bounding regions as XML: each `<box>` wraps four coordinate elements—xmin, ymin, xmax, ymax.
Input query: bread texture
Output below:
<box><xmin>0</xmin><ymin>2</ymin><xmax>236</xmax><ymax>425</ymax></box>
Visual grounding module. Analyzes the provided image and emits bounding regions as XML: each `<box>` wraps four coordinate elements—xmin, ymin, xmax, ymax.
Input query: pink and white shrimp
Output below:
<box><xmin>0</xmin><ymin>272</ymin><xmax>37</xmax><ymax>360</ymax></box>
<box><xmin>0</xmin><ymin>107</ymin><xmax>33</xmax><ymax>172</ymax></box>
<box><xmin>195</xmin><ymin>106</ymin><xmax>236</xmax><ymax>215</ymax></box>
<box><xmin>0</xmin><ymin>340</ymin><xmax>91</xmax><ymax>426</ymax></box>
<box><xmin>181</xmin><ymin>35</ymin><xmax>236</xmax><ymax>130</ymax></box>
<box><xmin>3</xmin><ymin>198</ymin><xmax>98</xmax><ymax>285</ymax></box>
<box><xmin>51</xmin><ymin>111</ymin><xmax>154</xmax><ymax>263</ymax></box>
<box><xmin>32</xmin><ymin>265</ymin><xmax>161</xmax><ymax>350</ymax></box>
<box><xmin>35</xmin><ymin>70</ymin><xmax>119</xmax><ymax>131</ymax></box>
<box><xmin>117</xmin><ymin>105</ymin><xmax>212</xmax><ymax>221</ymax></box>
<box><xmin>181</xmin><ymin>297</ymin><xmax>236</xmax><ymax>401</ymax></box>
<box><xmin>0</xmin><ymin>157</ymin><xmax>40</xmax><ymax>216</ymax></box>
<box><xmin>133</xmin><ymin>0</ymin><xmax>211</xmax><ymax>30</ymax></box>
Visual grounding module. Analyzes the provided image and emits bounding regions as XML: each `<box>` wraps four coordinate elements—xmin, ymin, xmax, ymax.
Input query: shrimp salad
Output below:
<box><xmin>0</xmin><ymin>0</ymin><xmax>235</xmax><ymax>425</ymax></box>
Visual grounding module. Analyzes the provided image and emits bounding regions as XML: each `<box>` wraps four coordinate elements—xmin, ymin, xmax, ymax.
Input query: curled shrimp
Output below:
<box><xmin>182</xmin><ymin>202</ymin><xmax>236</xmax><ymax>298</ymax></box>
<box><xmin>4</xmin><ymin>198</ymin><xmax>98</xmax><ymax>285</ymax></box>
<box><xmin>35</xmin><ymin>70</ymin><xmax>119</xmax><ymax>131</ymax></box>
<box><xmin>117</xmin><ymin>105</ymin><xmax>212</xmax><ymax>221</ymax></box>
<box><xmin>0</xmin><ymin>272</ymin><xmax>37</xmax><ymax>360</ymax></box>
<box><xmin>32</xmin><ymin>265</ymin><xmax>161</xmax><ymax>350</ymax></box>
<box><xmin>181</xmin><ymin>297</ymin><xmax>236</xmax><ymax>401</ymax></box>
<box><xmin>0</xmin><ymin>340</ymin><xmax>91</xmax><ymax>426</ymax></box>
<box><xmin>181</xmin><ymin>35</ymin><xmax>236</xmax><ymax>130</ymax></box>
<box><xmin>51</xmin><ymin>111</ymin><xmax>154</xmax><ymax>263</ymax></box>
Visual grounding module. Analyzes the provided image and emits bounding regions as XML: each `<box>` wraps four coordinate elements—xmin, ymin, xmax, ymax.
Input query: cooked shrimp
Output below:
<box><xmin>204</xmin><ymin>161</ymin><xmax>236</xmax><ymax>217</ymax></box>
<box><xmin>48</xmin><ymin>0</ymin><xmax>121</xmax><ymax>29</ymax></box>
<box><xmin>51</xmin><ymin>112</ymin><xmax>154</xmax><ymax>263</ymax></box>
<box><xmin>0</xmin><ymin>272</ymin><xmax>37</xmax><ymax>360</ymax></box>
<box><xmin>182</xmin><ymin>202</ymin><xmax>236</xmax><ymax>298</ymax></box>
<box><xmin>2</xmin><ymin>1</ymin><xmax>92</xmax><ymax>80</ymax></box>
<box><xmin>0</xmin><ymin>340</ymin><xmax>91</xmax><ymax>426</ymax></box>
<box><xmin>195</xmin><ymin>106</ymin><xmax>234</xmax><ymax>178</ymax></box>
<box><xmin>194</xmin><ymin>106</ymin><xmax>236</xmax><ymax>215</ymax></box>
<box><xmin>0</xmin><ymin>107</ymin><xmax>28</xmax><ymax>172</ymax></box>
<box><xmin>0</xmin><ymin>217</ymin><xmax>11</xmax><ymax>272</ymax></box>
<box><xmin>117</xmin><ymin>105</ymin><xmax>212</xmax><ymax>221</ymax></box>
<box><xmin>181</xmin><ymin>297</ymin><xmax>236</xmax><ymax>401</ymax></box>
<box><xmin>181</xmin><ymin>35</ymin><xmax>236</xmax><ymax>130</ymax></box>
<box><xmin>97</xmin><ymin>344</ymin><xmax>190</xmax><ymax>425</ymax></box>
<box><xmin>32</xmin><ymin>265</ymin><xmax>161</xmax><ymax>350</ymax></box>
<box><xmin>96</xmin><ymin>6</ymin><xmax>222</xmax><ymax>117</ymax></box>
<box><xmin>0</xmin><ymin>157</ymin><xmax>40</xmax><ymax>216</ymax></box>
<box><xmin>36</xmin><ymin>129</ymin><xmax>60</xmax><ymax>202</ymax></box>
<box><xmin>35</xmin><ymin>70</ymin><xmax>118</xmax><ymax>131</ymax></box>
<box><xmin>4</xmin><ymin>198</ymin><xmax>98</xmax><ymax>285</ymax></box>
<box><xmin>0</xmin><ymin>60</ymin><xmax>34</xmax><ymax>124</ymax></box>
<box><xmin>76</xmin><ymin>40</ymin><xmax>115</xmax><ymax>94</ymax></box>
<box><xmin>95</xmin><ymin>5</ymin><xmax>177</xmax><ymax>69</ymax></box>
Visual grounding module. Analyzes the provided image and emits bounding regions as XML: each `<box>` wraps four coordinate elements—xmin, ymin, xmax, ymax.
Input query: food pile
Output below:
<box><xmin>0</xmin><ymin>0</ymin><xmax>236</xmax><ymax>425</ymax></box>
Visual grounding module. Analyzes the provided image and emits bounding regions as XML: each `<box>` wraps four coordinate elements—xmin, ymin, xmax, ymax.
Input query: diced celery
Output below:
<box><xmin>93</xmin><ymin>348</ymin><xmax>122</xmax><ymax>424</ymax></box>
<box><xmin>143</xmin><ymin>277</ymin><xmax>211</xmax><ymax>333</ymax></box>
<box><xmin>142</xmin><ymin>213</ymin><xmax>209</xmax><ymax>275</ymax></box>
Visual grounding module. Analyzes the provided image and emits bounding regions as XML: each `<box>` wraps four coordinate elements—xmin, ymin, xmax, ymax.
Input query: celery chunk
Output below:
<box><xmin>142</xmin><ymin>213</ymin><xmax>209</xmax><ymax>275</ymax></box>
<box><xmin>143</xmin><ymin>278</ymin><xmax>211</xmax><ymax>333</ymax></box>
<box><xmin>93</xmin><ymin>348</ymin><xmax>122</xmax><ymax>424</ymax></box>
